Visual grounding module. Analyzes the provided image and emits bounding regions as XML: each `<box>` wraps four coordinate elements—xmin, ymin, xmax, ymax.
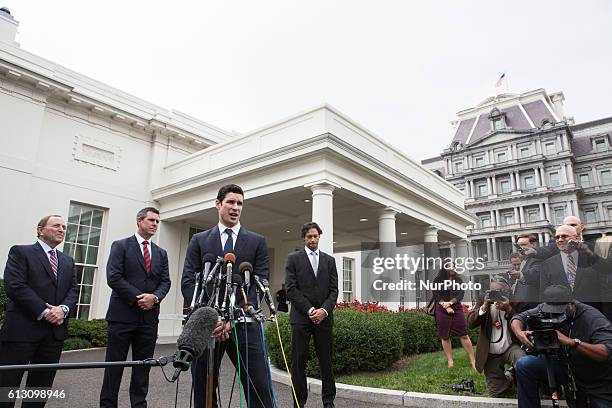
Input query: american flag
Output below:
<box><xmin>495</xmin><ymin>73</ymin><xmax>506</xmax><ymax>87</ymax></box>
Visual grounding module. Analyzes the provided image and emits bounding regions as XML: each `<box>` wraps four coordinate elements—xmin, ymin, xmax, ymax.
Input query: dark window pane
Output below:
<box><xmin>80</xmin><ymin>210</ymin><xmax>93</xmax><ymax>227</ymax></box>
<box><xmin>77</xmin><ymin>305</ymin><xmax>90</xmax><ymax>320</ymax></box>
<box><xmin>77</xmin><ymin>226</ymin><xmax>90</xmax><ymax>245</ymax></box>
<box><xmin>82</xmin><ymin>267</ymin><xmax>95</xmax><ymax>285</ymax></box>
<box><xmin>74</xmin><ymin>244</ymin><xmax>86</xmax><ymax>264</ymax></box>
<box><xmin>92</xmin><ymin>210</ymin><xmax>104</xmax><ymax>228</ymax></box>
<box><xmin>68</xmin><ymin>204</ymin><xmax>81</xmax><ymax>224</ymax></box>
<box><xmin>63</xmin><ymin>243</ymin><xmax>73</xmax><ymax>257</ymax></box>
<box><xmin>76</xmin><ymin>265</ymin><xmax>84</xmax><ymax>284</ymax></box>
<box><xmin>86</xmin><ymin>246</ymin><xmax>98</xmax><ymax>265</ymax></box>
<box><xmin>89</xmin><ymin>228</ymin><xmax>101</xmax><ymax>246</ymax></box>
<box><xmin>66</xmin><ymin>224</ymin><xmax>78</xmax><ymax>243</ymax></box>
<box><xmin>79</xmin><ymin>285</ymin><xmax>92</xmax><ymax>304</ymax></box>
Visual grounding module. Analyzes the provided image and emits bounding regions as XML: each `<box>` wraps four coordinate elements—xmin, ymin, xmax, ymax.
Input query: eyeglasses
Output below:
<box><xmin>555</xmin><ymin>234</ymin><xmax>571</xmax><ymax>240</ymax></box>
<box><xmin>567</xmin><ymin>223</ymin><xmax>579</xmax><ymax>227</ymax></box>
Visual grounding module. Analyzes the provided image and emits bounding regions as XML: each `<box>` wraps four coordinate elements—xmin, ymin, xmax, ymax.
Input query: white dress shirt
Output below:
<box><xmin>135</xmin><ymin>233</ymin><xmax>153</xmax><ymax>263</ymax></box>
<box><xmin>218</xmin><ymin>222</ymin><xmax>241</xmax><ymax>250</ymax></box>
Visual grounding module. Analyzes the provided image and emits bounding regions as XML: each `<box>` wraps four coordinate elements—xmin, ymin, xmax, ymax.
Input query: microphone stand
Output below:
<box><xmin>0</xmin><ymin>356</ymin><xmax>173</xmax><ymax>373</ymax></box>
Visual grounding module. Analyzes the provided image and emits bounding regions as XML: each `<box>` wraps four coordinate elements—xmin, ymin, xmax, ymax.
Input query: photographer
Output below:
<box><xmin>467</xmin><ymin>278</ymin><xmax>526</xmax><ymax>396</ymax></box>
<box><xmin>511</xmin><ymin>285</ymin><xmax>612</xmax><ymax>408</ymax></box>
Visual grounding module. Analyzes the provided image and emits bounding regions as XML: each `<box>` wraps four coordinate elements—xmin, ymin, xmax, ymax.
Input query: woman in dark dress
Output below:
<box><xmin>432</xmin><ymin>262</ymin><xmax>476</xmax><ymax>369</ymax></box>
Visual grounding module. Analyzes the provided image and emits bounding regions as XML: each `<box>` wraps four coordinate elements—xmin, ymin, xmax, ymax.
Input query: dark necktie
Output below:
<box><xmin>224</xmin><ymin>229</ymin><xmax>233</xmax><ymax>254</ymax></box>
<box><xmin>566</xmin><ymin>254</ymin><xmax>576</xmax><ymax>289</ymax></box>
<box><xmin>142</xmin><ymin>241</ymin><xmax>151</xmax><ymax>274</ymax></box>
<box><xmin>49</xmin><ymin>249</ymin><xmax>58</xmax><ymax>279</ymax></box>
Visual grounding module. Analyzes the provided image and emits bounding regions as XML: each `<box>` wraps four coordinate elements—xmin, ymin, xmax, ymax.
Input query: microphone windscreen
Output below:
<box><xmin>239</xmin><ymin>262</ymin><xmax>253</xmax><ymax>274</ymax></box>
<box><xmin>232</xmin><ymin>273</ymin><xmax>243</xmax><ymax>286</ymax></box>
<box><xmin>177</xmin><ymin>306</ymin><xmax>219</xmax><ymax>358</ymax></box>
<box><xmin>202</xmin><ymin>253</ymin><xmax>216</xmax><ymax>264</ymax></box>
<box><xmin>224</xmin><ymin>252</ymin><xmax>236</xmax><ymax>264</ymax></box>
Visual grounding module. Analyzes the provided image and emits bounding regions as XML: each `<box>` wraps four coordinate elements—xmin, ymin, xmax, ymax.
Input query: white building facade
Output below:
<box><xmin>0</xmin><ymin>9</ymin><xmax>474</xmax><ymax>338</ymax></box>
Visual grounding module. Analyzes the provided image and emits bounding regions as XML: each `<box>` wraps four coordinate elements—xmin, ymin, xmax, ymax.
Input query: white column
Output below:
<box><xmin>538</xmin><ymin>233</ymin><xmax>544</xmax><ymax>246</ymax></box>
<box><xmin>592</xmin><ymin>167</ymin><xmax>600</xmax><ymax>186</ymax></box>
<box><xmin>495</xmin><ymin>209</ymin><xmax>501</xmax><ymax>227</ymax></box>
<box><xmin>510</xmin><ymin>173</ymin><xmax>516</xmax><ymax>190</ymax></box>
<box><xmin>465</xmin><ymin>181</ymin><xmax>470</xmax><ymax>198</ymax></box>
<box><xmin>486</xmin><ymin>238</ymin><xmax>492</xmax><ymax>262</ymax></box>
<box><xmin>563</xmin><ymin>134</ymin><xmax>570</xmax><ymax>151</ymax></box>
<box><xmin>310</xmin><ymin>183</ymin><xmax>335</xmax><ymax>254</ymax></box>
<box><xmin>544</xmin><ymin>232</ymin><xmax>551</xmax><ymax>243</ymax></box>
<box><xmin>561</xmin><ymin>163</ymin><xmax>569</xmax><ymax>185</ymax></box>
<box><xmin>487</xmin><ymin>177</ymin><xmax>493</xmax><ymax>195</ymax></box>
<box><xmin>378</xmin><ymin>207</ymin><xmax>397</xmax><ymax>245</ymax></box>
<box><xmin>491</xmin><ymin>237</ymin><xmax>498</xmax><ymax>261</ymax></box>
<box><xmin>598</xmin><ymin>202</ymin><xmax>605</xmax><ymax>222</ymax></box>
<box><xmin>557</xmin><ymin>134</ymin><xmax>563</xmax><ymax>150</ymax></box>
<box><xmin>446</xmin><ymin>159</ymin><xmax>451</xmax><ymax>175</ymax></box>
<box><xmin>507</xmin><ymin>145</ymin><xmax>513</xmax><ymax>160</ymax></box>
<box><xmin>516</xmin><ymin>172</ymin><xmax>522</xmax><ymax>190</ymax></box>
<box><xmin>539</xmin><ymin>203</ymin><xmax>545</xmax><ymax>220</ymax></box>
<box><xmin>540</xmin><ymin>167</ymin><xmax>547</xmax><ymax>187</ymax></box>
<box><xmin>566</xmin><ymin>162</ymin><xmax>575</xmax><ymax>184</ymax></box>
<box><xmin>519</xmin><ymin>206</ymin><xmax>525</xmax><ymax>224</ymax></box>
<box><xmin>572</xmin><ymin>199</ymin><xmax>579</xmax><ymax>216</ymax></box>
<box><xmin>424</xmin><ymin>226</ymin><xmax>439</xmax><ymax>243</ymax></box>
<box><xmin>514</xmin><ymin>207</ymin><xmax>519</xmax><ymax>224</ymax></box>
<box><xmin>455</xmin><ymin>239</ymin><xmax>469</xmax><ymax>259</ymax></box>
<box><xmin>490</xmin><ymin>210</ymin><xmax>496</xmax><ymax>227</ymax></box>
<box><xmin>535</xmin><ymin>139</ymin><xmax>542</xmax><ymax>155</ymax></box>
<box><xmin>545</xmin><ymin>202</ymin><xmax>551</xmax><ymax>222</ymax></box>
<box><xmin>470</xmin><ymin>180</ymin><xmax>475</xmax><ymax>198</ymax></box>
<box><xmin>535</xmin><ymin>169</ymin><xmax>542</xmax><ymax>187</ymax></box>
<box><xmin>491</xmin><ymin>175</ymin><xmax>497</xmax><ymax>194</ymax></box>
<box><xmin>512</xmin><ymin>144</ymin><xmax>518</xmax><ymax>159</ymax></box>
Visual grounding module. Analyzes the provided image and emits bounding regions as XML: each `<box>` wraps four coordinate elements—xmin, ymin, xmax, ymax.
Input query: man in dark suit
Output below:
<box><xmin>512</xmin><ymin>234</ymin><xmax>541</xmax><ymax>308</ymax></box>
<box><xmin>540</xmin><ymin>225</ymin><xmax>603</xmax><ymax>313</ymax></box>
<box><xmin>181</xmin><ymin>184</ymin><xmax>273</xmax><ymax>408</ymax></box>
<box><xmin>99</xmin><ymin>207</ymin><xmax>171</xmax><ymax>408</ymax></box>
<box><xmin>0</xmin><ymin>215</ymin><xmax>79</xmax><ymax>408</ymax></box>
<box><xmin>285</xmin><ymin>222</ymin><xmax>338</xmax><ymax>408</ymax></box>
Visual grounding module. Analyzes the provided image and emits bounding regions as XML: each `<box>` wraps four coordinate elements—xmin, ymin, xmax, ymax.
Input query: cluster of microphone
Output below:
<box><xmin>173</xmin><ymin>251</ymin><xmax>277</xmax><ymax>381</ymax></box>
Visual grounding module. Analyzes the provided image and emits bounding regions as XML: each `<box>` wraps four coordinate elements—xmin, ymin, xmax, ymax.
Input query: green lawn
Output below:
<box><xmin>337</xmin><ymin>347</ymin><xmax>514</xmax><ymax>398</ymax></box>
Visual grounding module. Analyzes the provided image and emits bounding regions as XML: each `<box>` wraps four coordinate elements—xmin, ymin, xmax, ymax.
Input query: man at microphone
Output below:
<box><xmin>182</xmin><ymin>184</ymin><xmax>273</xmax><ymax>408</ymax></box>
<box><xmin>285</xmin><ymin>222</ymin><xmax>338</xmax><ymax>408</ymax></box>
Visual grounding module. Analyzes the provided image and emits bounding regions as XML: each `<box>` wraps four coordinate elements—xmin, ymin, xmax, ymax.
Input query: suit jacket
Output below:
<box><xmin>467</xmin><ymin>302</ymin><xmax>522</xmax><ymax>373</ymax></box>
<box><xmin>540</xmin><ymin>252</ymin><xmax>603</xmax><ymax>309</ymax></box>
<box><xmin>181</xmin><ymin>226</ymin><xmax>269</xmax><ymax>308</ymax></box>
<box><xmin>285</xmin><ymin>249</ymin><xmax>338</xmax><ymax>326</ymax></box>
<box><xmin>0</xmin><ymin>243</ymin><xmax>79</xmax><ymax>342</ymax></box>
<box><xmin>514</xmin><ymin>257</ymin><xmax>541</xmax><ymax>305</ymax></box>
<box><xmin>105</xmin><ymin>235</ymin><xmax>170</xmax><ymax>324</ymax></box>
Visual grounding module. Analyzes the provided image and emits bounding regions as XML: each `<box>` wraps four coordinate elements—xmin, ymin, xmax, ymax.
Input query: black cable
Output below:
<box><xmin>233</xmin><ymin>327</ymin><xmax>267</xmax><ymax>407</ymax></box>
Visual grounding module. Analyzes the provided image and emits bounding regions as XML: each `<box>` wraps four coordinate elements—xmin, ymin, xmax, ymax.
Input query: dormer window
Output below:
<box><xmin>593</xmin><ymin>136</ymin><xmax>608</xmax><ymax>153</ymax></box>
<box><xmin>489</xmin><ymin>108</ymin><xmax>507</xmax><ymax>131</ymax></box>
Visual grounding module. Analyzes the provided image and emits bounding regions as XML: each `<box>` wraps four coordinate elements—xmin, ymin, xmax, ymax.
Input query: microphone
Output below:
<box><xmin>239</xmin><ymin>261</ymin><xmax>252</xmax><ymax>290</ymax></box>
<box><xmin>205</xmin><ymin>256</ymin><xmax>224</xmax><ymax>284</ymax></box>
<box><xmin>172</xmin><ymin>306</ymin><xmax>219</xmax><ymax>381</ymax></box>
<box><xmin>201</xmin><ymin>253</ymin><xmax>216</xmax><ymax>283</ymax></box>
<box><xmin>224</xmin><ymin>252</ymin><xmax>236</xmax><ymax>277</ymax></box>
<box><xmin>229</xmin><ymin>274</ymin><xmax>243</xmax><ymax>310</ymax></box>
<box><xmin>254</xmin><ymin>275</ymin><xmax>276</xmax><ymax>316</ymax></box>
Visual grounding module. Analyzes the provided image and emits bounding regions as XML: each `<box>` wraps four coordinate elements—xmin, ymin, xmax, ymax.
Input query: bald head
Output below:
<box><xmin>555</xmin><ymin>225</ymin><xmax>579</xmax><ymax>253</ymax></box>
<box><xmin>563</xmin><ymin>216</ymin><xmax>584</xmax><ymax>236</ymax></box>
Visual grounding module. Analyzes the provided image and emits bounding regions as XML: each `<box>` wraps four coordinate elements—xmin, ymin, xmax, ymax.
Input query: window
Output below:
<box><xmin>454</xmin><ymin>161</ymin><xmax>464</xmax><ymax>173</ymax></box>
<box><xmin>526</xmin><ymin>208</ymin><xmax>540</xmax><ymax>222</ymax></box>
<box><xmin>499</xmin><ymin>179</ymin><xmax>511</xmax><ymax>193</ymax></box>
<box><xmin>579</xmin><ymin>174</ymin><xmax>591</xmax><ymax>188</ymax></box>
<box><xmin>601</xmin><ymin>170</ymin><xmax>612</xmax><ymax>185</ymax></box>
<box><xmin>479</xmin><ymin>215</ymin><xmax>492</xmax><ymax>228</ymax></box>
<box><xmin>497</xmin><ymin>151</ymin><xmax>508</xmax><ymax>162</ymax></box>
<box><xmin>474</xmin><ymin>240</ymin><xmax>488</xmax><ymax>261</ymax></box>
<box><xmin>493</xmin><ymin>118</ymin><xmax>504</xmax><ymax>130</ymax></box>
<box><xmin>608</xmin><ymin>207</ymin><xmax>612</xmax><ymax>221</ymax></box>
<box><xmin>549</xmin><ymin>172</ymin><xmax>560</xmax><ymax>187</ymax></box>
<box><xmin>554</xmin><ymin>208</ymin><xmax>565</xmax><ymax>225</ymax></box>
<box><xmin>501</xmin><ymin>212</ymin><xmax>514</xmax><ymax>226</ymax></box>
<box><xmin>584</xmin><ymin>209</ymin><xmax>597</xmax><ymax>224</ymax></box>
<box><xmin>523</xmin><ymin>175</ymin><xmax>535</xmax><ymax>189</ymax></box>
<box><xmin>474</xmin><ymin>156</ymin><xmax>486</xmax><ymax>167</ymax></box>
<box><xmin>64</xmin><ymin>203</ymin><xmax>104</xmax><ymax>320</ymax></box>
<box><xmin>477</xmin><ymin>183</ymin><xmax>488</xmax><ymax>197</ymax></box>
<box><xmin>595</xmin><ymin>139</ymin><xmax>607</xmax><ymax>153</ymax></box>
<box><xmin>520</xmin><ymin>147</ymin><xmax>531</xmax><ymax>158</ymax></box>
<box><xmin>342</xmin><ymin>258</ymin><xmax>354</xmax><ymax>302</ymax></box>
<box><xmin>189</xmin><ymin>226</ymin><xmax>205</xmax><ymax>241</ymax></box>
<box><xmin>544</xmin><ymin>142</ymin><xmax>556</xmax><ymax>155</ymax></box>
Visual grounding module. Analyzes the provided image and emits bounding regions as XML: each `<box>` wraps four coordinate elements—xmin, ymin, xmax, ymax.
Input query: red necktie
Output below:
<box><xmin>142</xmin><ymin>241</ymin><xmax>151</xmax><ymax>274</ymax></box>
<box><xmin>49</xmin><ymin>250</ymin><xmax>58</xmax><ymax>279</ymax></box>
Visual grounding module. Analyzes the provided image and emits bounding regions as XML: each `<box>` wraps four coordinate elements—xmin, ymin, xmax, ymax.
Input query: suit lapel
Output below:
<box><xmin>234</xmin><ymin>228</ymin><xmax>247</xmax><ymax>256</ymax></box>
<box><xmin>209</xmin><ymin>227</ymin><xmax>223</xmax><ymax>257</ymax></box>
<box><xmin>300</xmin><ymin>250</ymin><xmax>317</xmax><ymax>278</ymax></box>
<box><xmin>33</xmin><ymin>243</ymin><xmax>57</xmax><ymax>286</ymax></box>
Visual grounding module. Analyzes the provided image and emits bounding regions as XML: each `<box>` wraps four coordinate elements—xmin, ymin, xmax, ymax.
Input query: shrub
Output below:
<box><xmin>63</xmin><ymin>337</ymin><xmax>92</xmax><ymax>351</ymax></box>
<box><xmin>265</xmin><ymin>309</ymin><xmax>403</xmax><ymax>376</ymax></box>
<box><xmin>396</xmin><ymin>311</ymin><xmax>440</xmax><ymax>355</ymax></box>
<box><xmin>68</xmin><ymin>319</ymin><xmax>108</xmax><ymax>347</ymax></box>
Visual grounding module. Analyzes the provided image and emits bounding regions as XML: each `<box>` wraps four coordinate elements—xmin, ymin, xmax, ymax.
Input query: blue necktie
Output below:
<box><xmin>224</xmin><ymin>228</ymin><xmax>233</xmax><ymax>254</ymax></box>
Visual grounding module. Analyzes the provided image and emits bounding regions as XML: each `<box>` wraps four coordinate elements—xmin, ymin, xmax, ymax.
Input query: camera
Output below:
<box><xmin>489</xmin><ymin>289</ymin><xmax>506</xmax><ymax>302</ymax></box>
<box><xmin>525</xmin><ymin>312</ymin><xmax>567</xmax><ymax>353</ymax></box>
<box><xmin>568</xmin><ymin>240</ymin><xmax>581</xmax><ymax>249</ymax></box>
<box><xmin>443</xmin><ymin>378</ymin><xmax>475</xmax><ymax>393</ymax></box>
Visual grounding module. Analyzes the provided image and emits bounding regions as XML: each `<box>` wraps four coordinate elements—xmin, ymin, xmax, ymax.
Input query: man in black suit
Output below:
<box><xmin>99</xmin><ymin>207</ymin><xmax>171</xmax><ymax>408</ymax></box>
<box><xmin>0</xmin><ymin>215</ymin><xmax>79</xmax><ymax>408</ymax></box>
<box><xmin>181</xmin><ymin>184</ymin><xmax>273</xmax><ymax>408</ymax></box>
<box><xmin>540</xmin><ymin>225</ymin><xmax>603</xmax><ymax>312</ymax></box>
<box><xmin>512</xmin><ymin>234</ymin><xmax>541</xmax><ymax>309</ymax></box>
<box><xmin>285</xmin><ymin>222</ymin><xmax>338</xmax><ymax>408</ymax></box>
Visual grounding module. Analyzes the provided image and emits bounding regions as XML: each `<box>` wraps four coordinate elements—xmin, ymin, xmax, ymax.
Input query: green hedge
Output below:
<box><xmin>265</xmin><ymin>309</ymin><xmax>478</xmax><ymax>376</ymax></box>
<box><xmin>266</xmin><ymin>310</ymin><xmax>403</xmax><ymax>376</ymax></box>
<box><xmin>67</xmin><ymin>319</ymin><xmax>108</xmax><ymax>347</ymax></box>
<box><xmin>63</xmin><ymin>337</ymin><xmax>93</xmax><ymax>351</ymax></box>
